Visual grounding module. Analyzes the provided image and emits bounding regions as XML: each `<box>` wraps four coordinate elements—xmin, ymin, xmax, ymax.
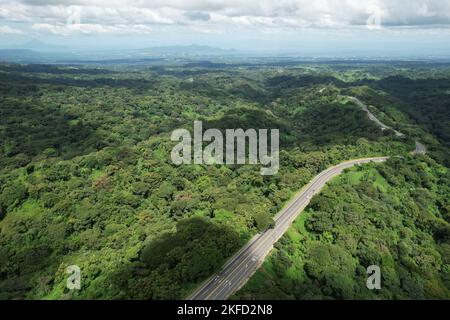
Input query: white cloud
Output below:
<box><xmin>32</xmin><ymin>22</ymin><xmax>152</xmax><ymax>35</ymax></box>
<box><xmin>0</xmin><ymin>24</ymin><xmax>24</xmax><ymax>34</ymax></box>
<box><xmin>2</xmin><ymin>0</ymin><xmax>450</xmax><ymax>35</ymax></box>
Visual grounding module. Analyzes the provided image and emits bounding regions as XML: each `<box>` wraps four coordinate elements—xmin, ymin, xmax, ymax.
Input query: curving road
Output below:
<box><xmin>188</xmin><ymin>96</ymin><xmax>426</xmax><ymax>301</ymax></box>
<box><xmin>345</xmin><ymin>96</ymin><xmax>405</xmax><ymax>137</ymax></box>
<box><xmin>347</xmin><ymin>96</ymin><xmax>426</xmax><ymax>156</ymax></box>
<box><xmin>188</xmin><ymin>157</ymin><xmax>389</xmax><ymax>300</ymax></box>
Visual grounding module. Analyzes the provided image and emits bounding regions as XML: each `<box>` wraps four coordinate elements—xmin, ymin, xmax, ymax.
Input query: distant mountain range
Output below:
<box><xmin>141</xmin><ymin>45</ymin><xmax>237</xmax><ymax>55</ymax></box>
<box><xmin>0</xmin><ymin>41</ymin><xmax>240</xmax><ymax>63</ymax></box>
<box><xmin>18</xmin><ymin>39</ymin><xmax>67</xmax><ymax>51</ymax></box>
<box><xmin>1</xmin><ymin>40</ymin><xmax>449</xmax><ymax>64</ymax></box>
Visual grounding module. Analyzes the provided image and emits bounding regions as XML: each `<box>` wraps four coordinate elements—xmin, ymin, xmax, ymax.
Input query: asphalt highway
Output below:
<box><xmin>188</xmin><ymin>157</ymin><xmax>389</xmax><ymax>300</ymax></box>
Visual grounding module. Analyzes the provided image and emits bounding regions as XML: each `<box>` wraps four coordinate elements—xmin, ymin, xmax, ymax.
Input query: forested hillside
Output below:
<box><xmin>0</xmin><ymin>61</ymin><xmax>448</xmax><ymax>299</ymax></box>
<box><xmin>235</xmin><ymin>156</ymin><xmax>450</xmax><ymax>299</ymax></box>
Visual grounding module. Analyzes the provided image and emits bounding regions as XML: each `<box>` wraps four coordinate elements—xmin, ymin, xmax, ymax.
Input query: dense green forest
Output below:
<box><xmin>0</xmin><ymin>61</ymin><xmax>448</xmax><ymax>299</ymax></box>
<box><xmin>235</xmin><ymin>156</ymin><xmax>450</xmax><ymax>299</ymax></box>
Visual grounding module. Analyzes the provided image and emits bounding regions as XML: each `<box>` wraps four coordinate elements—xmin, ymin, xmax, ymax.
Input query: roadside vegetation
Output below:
<box><xmin>235</xmin><ymin>156</ymin><xmax>450</xmax><ymax>299</ymax></box>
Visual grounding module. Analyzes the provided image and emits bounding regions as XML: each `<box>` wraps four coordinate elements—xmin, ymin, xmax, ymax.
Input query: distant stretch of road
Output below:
<box><xmin>347</xmin><ymin>96</ymin><xmax>427</xmax><ymax>155</ymax></box>
<box><xmin>346</xmin><ymin>96</ymin><xmax>405</xmax><ymax>137</ymax></box>
<box><xmin>188</xmin><ymin>156</ymin><xmax>389</xmax><ymax>300</ymax></box>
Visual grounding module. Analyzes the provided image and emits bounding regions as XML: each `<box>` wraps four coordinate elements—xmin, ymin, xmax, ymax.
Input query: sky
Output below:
<box><xmin>0</xmin><ymin>0</ymin><xmax>450</xmax><ymax>57</ymax></box>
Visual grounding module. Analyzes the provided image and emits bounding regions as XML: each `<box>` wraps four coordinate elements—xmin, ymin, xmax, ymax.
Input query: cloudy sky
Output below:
<box><xmin>1</xmin><ymin>0</ymin><xmax>450</xmax><ymax>56</ymax></box>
